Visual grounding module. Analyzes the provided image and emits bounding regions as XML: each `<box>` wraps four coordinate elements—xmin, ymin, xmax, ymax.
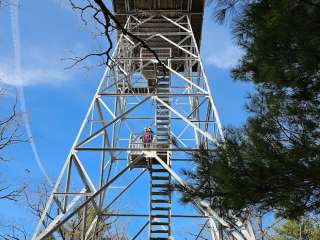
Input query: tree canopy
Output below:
<box><xmin>181</xmin><ymin>0</ymin><xmax>320</xmax><ymax>219</ymax></box>
<box><xmin>269</xmin><ymin>217</ymin><xmax>320</xmax><ymax>240</ymax></box>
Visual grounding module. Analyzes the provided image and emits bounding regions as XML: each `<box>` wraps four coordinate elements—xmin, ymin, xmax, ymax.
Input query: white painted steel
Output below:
<box><xmin>33</xmin><ymin>12</ymin><xmax>256</xmax><ymax>240</ymax></box>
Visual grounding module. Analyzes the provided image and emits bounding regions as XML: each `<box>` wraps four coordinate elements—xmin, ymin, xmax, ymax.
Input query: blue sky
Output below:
<box><xmin>0</xmin><ymin>0</ymin><xmax>254</xmax><ymax>237</ymax></box>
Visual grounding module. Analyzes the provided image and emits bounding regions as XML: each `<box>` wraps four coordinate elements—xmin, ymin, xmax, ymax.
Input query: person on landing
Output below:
<box><xmin>141</xmin><ymin>127</ymin><xmax>154</xmax><ymax>148</ymax></box>
<box><xmin>147</xmin><ymin>128</ymin><xmax>154</xmax><ymax>147</ymax></box>
<box><xmin>140</xmin><ymin>127</ymin><xmax>147</xmax><ymax>147</ymax></box>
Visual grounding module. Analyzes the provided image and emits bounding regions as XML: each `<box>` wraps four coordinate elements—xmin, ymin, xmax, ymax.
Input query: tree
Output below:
<box><xmin>269</xmin><ymin>217</ymin><xmax>320</xmax><ymax>240</ymax></box>
<box><xmin>0</xmin><ymin>89</ymin><xmax>21</xmax><ymax>161</ymax></box>
<box><xmin>180</xmin><ymin>0</ymin><xmax>320</xmax><ymax>219</ymax></box>
<box><xmin>0</xmin><ymin>224</ymin><xmax>28</xmax><ymax>240</ymax></box>
<box><xmin>0</xmin><ymin>88</ymin><xmax>26</xmax><ymax>202</ymax></box>
<box><xmin>24</xmin><ymin>183</ymin><xmax>127</xmax><ymax>239</ymax></box>
<box><xmin>0</xmin><ymin>88</ymin><xmax>26</xmax><ymax>237</ymax></box>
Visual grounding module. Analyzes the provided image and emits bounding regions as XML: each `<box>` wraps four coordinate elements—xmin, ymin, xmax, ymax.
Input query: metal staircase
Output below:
<box><xmin>149</xmin><ymin>67</ymin><xmax>171</xmax><ymax>240</ymax></box>
<box><xmin>149</xmin><ymin>162</ymin><xmax>171</xmax><ymax>240</ymax></box>
<box><xmin>156</xmin><ymin>67</ymin><xmax>171</xmax><ymax>153</ymax></box>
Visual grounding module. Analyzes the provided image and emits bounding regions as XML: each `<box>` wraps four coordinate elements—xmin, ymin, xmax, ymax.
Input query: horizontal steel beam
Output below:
<box><xmin>53</xmin><ymin>192</ymin><xmax>94</xmax><ymax>196</ymax></box>
<box><xmin>120</xmin><ymin>117</ymin><xmax>214</xmax><ymax>122</ymax></box>
<box><xmin>125</xmin><ymin>32</ymin><xmax>190</xmax><ymax>36</ymax></box>
<box><xmin>114</xmin><ymin>12</ymin><xmax>203</xmax><ymax>16</ymax></box>
<box><xmin>75</xmin><ymin>147</ymin><xmax>214</xmax><ymax>152</ymax></box>
<box><xmin>98</xmin><ymin>93</ymin><xmax>208</xmax><ymax>96</ymax></box>
<box><xmin>113</xmin><ymin>57</ymin><xmax>198</xmax><ymax>60</ymax></box>
<box><xmin>101</xmin><ymin>213</ymin><xmax>212</xmax><ymax>218</ymax></box>
<box><xmin>103</xmin><ymin>158</ymin><xmax>194</xmax><ymax>162</ymax></box>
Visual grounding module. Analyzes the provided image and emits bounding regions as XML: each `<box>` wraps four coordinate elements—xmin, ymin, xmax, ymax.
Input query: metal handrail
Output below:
<box><xmin>128</xmin><ymin>133</ymin><xmax>157</xmax><ymax>151</ymax></box>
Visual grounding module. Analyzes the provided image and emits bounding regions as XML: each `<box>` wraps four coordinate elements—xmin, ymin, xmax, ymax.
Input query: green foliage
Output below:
<box><xmin>182</xmin><ymin>0</ymin><xmax>320</xmax><ymax>219</ymax></box>
<box><xmin>232</xmin><ymin>0</ymin><xmax>320</xmax><ymax>88</ymax></box>
<box><xmin>45</xmin><ymin>205</ymin><xmax>111</xmax><ymax>239</ymax></box>
<box><xmin>269</xmin><ymin>217</ymin><xmax>320</xmax><ymax>240</ymax></box>
<box><xmin>63</xmin><ymin>206</ymin><xmax>100</xmax><ymax>239</ymax></box>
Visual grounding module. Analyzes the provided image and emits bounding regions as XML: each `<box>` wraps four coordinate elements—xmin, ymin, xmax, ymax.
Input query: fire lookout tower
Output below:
<box><xmin>33</xmin><ymin>1</ymin><xmax>256</xmax><ymax>240</ymax></box>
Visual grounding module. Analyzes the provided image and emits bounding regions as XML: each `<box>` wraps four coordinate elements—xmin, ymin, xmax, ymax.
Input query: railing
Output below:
<box><xmin>128</xmin><ymin>133</ymin><xmax>159</xmax><ymax>166</ymax></box>
<box><xmin>128</xmin><ymin>133</ymin><xmax>157</xmax><ymax>151</ymax></box>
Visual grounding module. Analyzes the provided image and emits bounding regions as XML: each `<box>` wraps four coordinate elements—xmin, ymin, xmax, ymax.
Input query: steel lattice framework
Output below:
<box><xmin>33</xmin><ymin>3</ymin><xmax>257</xmax><ymax>240</ymax></box>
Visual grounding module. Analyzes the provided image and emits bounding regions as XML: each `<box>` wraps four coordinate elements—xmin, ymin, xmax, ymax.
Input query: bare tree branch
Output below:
<box><xmin>0</xmin><ymin>185</ymin><xmax>26</xmax><ymax>202</ymax></box>
<box><xmin>67</xmin><ymin>0</ymin><xmax>165</xmax><ymax>72</ymax></box>
<box><xmin>0</xmin><ymin>224</ymin><xmax>28</xmax><ymax>240</ymax></box>
<box><xmin>0</xmin><ymin>88</ymin><xmax>27</xmax><ymax>161</ymax></box>
<box><xmin>24</xmin><ymin>182</ymin><xmax>128</xmax><ymax>239</ymax></box>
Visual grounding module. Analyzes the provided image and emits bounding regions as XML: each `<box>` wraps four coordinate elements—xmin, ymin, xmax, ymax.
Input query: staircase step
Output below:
<box><xmin>157</xmin><ymin>133</ymin><xmax>170</xmax><ymax>136</ymax></box>
<box><xmin>157</xmin><ymin>141</ymin><xmax>170</xmax><ymax>144</ymax></box>
<box><xmin>157</xmin><ymin>87</ymin><xmax>170</xmax><ymax>90</ymax></box>
<box><xmin>156</xmin><ymin>113</ymin><xmax>170</xmax><ymax>116</ymax></box>
<box><xmin>157</xmin><ymin>135</ymin><xmax>170</xmax><ymax>138</ymax></box>
<box><xmin>156</xmin><ymin>124</ymin><xmax>170</xmax><ymax>127</ymax></box>
<box><xmin>156</xmin><ymin>110</ymin><xmax>169</xmax><ymax>113</ymax></box>
<box><xmin>156</xmin><ymin>113</ymin><xmax>169</xmax><ymax>117</ymax></box>
<box><xmin>151</xmin><ymin>174</ymin><xmax>170</xmax><ymax>178</ymax></box>
<box><xmin>157</xmin><ymin>122</ymin><xmax>170</xmax><ymax>125</ymax></box>
<box><xmin>157</xmin><ymin>128</ymin><xmax>170</xmax><ymax>131</ymax></box>
<box><xmin>151</xmin><ymin>230</ymin><xmax>169</xmax><ymax>234</ymax></box>
<box><xmin>152</xmin><ymin>176</ymin><xmax>170</xmax><ymax>180</ymax></box>
<box><xmin>151</xmin><ymin>199</ymin><xmax>170</xmax><ymax>203</ymax></box>
<box><xmin>152</xmin><ymin>184</ymin><xmax>171</xmax><ymax>188</ymax></box>
<box><xmin>151</xmin><ymin>168</ymin><xmax>167</xmax><ymax>173</ymax></box>
<box><xmin>151</xmin><ymin>214</ymin><xmax>170</xmax><ymax>218</ymax></box>
<box><xmin>156</xmin><ymin>117</ymin><xmax>170</xmax><ymax>120</ymax></box>
<box><xmin>151</xmin><ymin>222</ymin><xmax>170</xmax><ymax>226</ymax></box>
<box><xmin>157</xmin><ymin>76</ymin><xmax>170</xmax><ymax>79</ymax></box>
<box><xmin>152</xmin><ymin>207</ymin><xmax>170</xmax><ymax>211</ymax></box>
<box><xmin>157</xmin><ymin>131</ymin><xmax>170</xmax><ymax>134</ymax></box>
<box><xmin>151</xmin><ymin>191</ymin><xmax>170</xmax><ymax>195</ymax></box>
